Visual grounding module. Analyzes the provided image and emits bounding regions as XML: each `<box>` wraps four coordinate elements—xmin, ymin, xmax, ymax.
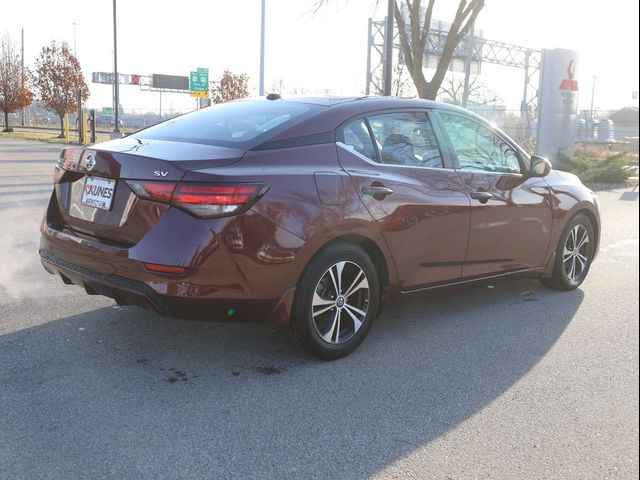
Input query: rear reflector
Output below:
<box><xmin>143</xmin><ymin>263</ymin><xmax>186</xmax><ymax>275</ymax></box>
<box><xmin>126</xmin><ymin>181</ymin><xmax>267</xmax><ymax>218</ymax></box>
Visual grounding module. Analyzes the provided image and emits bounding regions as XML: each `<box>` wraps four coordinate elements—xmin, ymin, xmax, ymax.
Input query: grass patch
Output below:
<box><xmin>0</xmin><ymin>130</ymin><xmax>111</xmax><ymax>144</ymax></box>
<box><xmin>0</xmin><ymin>130</ymin><xmax>69</xmax><ymax>144</ymax></box>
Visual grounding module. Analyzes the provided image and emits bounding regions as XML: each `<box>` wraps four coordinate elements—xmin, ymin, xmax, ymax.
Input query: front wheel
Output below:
<box><xmin>541</xmin><ymin>213</ymin><xmax>595</xmax><ymax>291</ymax></box>
<box><xmin>291</xmin><ymin>243</ymin><xmax>380</xmax><ymax>360</ymax></box>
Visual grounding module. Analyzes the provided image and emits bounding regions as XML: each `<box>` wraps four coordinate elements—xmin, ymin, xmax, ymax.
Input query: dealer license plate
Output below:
<box><xmin>81</xmin><ymin>176</ymin><xmax>116</xmax><ymax>210</ymax></box>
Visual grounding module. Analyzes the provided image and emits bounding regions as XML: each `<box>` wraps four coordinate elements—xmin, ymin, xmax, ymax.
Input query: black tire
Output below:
<box><xmin>291</xmin><ymin>242</ymin><xmax>380</xmax><ymax>360</ymax></box>
<box><xmin>541</xmin><ymin>213</ymin><xmax>595</xmax><ymax>291</ymax></box>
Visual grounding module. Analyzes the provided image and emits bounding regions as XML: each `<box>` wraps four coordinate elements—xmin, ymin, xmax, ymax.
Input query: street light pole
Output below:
<box><xmin>72</xmin><ymin>21</ymin><xmax>82</xmax><ymax>143</ymax></box>
<box><xmin>589</xmin><ymin>76</ymin><xmax>597</xmax><ymax>139</ymax></box>
<box><xmin>259</xmin><ymin>0</ymin><xmax>266</xmax><ymax>96</ymax></box>
<box><xmin>383</xmin><ymin>0</ymin><xmax>394</xmax><ymax>96</ymax></box>
<box><xmin>112</xmin><ymin>0</ymin><xmax>121</xmax><ymax>136</ymax></box>
<box><xmin>72</xmin><ymin>22</ymin><xmax>77</xmax><ymax>56</ymax></box>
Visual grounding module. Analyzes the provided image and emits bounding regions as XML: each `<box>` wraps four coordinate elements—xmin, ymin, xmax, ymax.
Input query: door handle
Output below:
<box><xmin>470</xmin><ymin>191</ymin><xmax>494</xmax><ymax>203</ymax></box>
<box><xmin>361</xmin><ymin>185</ymin><xmax>394</xmax><ymax>199</ymax></box>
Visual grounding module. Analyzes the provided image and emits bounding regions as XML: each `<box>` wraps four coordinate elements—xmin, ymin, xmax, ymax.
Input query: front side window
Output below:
<box><xmin>438</xmin><ymin>112</ymin><xmax>522</xmax><ymax>174</ymax></box>
<box><xmin>367</xmin><ymin>112</ymin><xmax>443</xmax><ymax>168</ymax></box>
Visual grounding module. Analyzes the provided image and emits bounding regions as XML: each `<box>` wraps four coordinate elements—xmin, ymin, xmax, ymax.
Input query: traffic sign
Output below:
<box><xmin>101</xmin><ymin>106</ymin><xmax>125</xmax><ymax>116</ymax></box>
<box><xmin>190</xmin><ymin>67</ymin><xmax>209</xmax><ymax>93</ymax></box>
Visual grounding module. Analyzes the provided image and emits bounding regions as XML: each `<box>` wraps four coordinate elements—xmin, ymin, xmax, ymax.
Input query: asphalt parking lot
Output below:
<box><xmin>0</xmin><ymin>137</ymin><xmax>638</xmax><ymax>479</ymax></box>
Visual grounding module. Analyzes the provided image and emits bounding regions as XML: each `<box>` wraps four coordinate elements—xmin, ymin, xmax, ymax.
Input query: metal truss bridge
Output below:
<box><xmin>366</xmin><ymin>18</ymin><xmax>541</xmax><ymax>116</ymax></box>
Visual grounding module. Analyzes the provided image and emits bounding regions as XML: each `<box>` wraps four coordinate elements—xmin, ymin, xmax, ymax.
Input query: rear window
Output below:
<box><xmin>136</xmin><ymin>101</ymin><xmax>318</xmax><ymax>148</ymax></box>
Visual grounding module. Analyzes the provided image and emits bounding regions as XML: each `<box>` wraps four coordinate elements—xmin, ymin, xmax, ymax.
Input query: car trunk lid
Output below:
<box><xmin>53</xmin><ymin>138</ymin><xmax>245</xmax><ymax>245</ymax></box>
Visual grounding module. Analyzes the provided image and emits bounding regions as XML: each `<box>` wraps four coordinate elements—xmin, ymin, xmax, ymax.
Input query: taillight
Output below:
<box><xmin>127</xmin><ymin>181</ymin><xmax>176</xmax><ymax>202</ymax></box>
<box><xmin>126</xmin><ymin>181</ymin><xmax>267</xmax><ymax>218</ymax></box>
<box><xmin>57</xmin><ymin>148</ymin><xmax>84</xmax><ymax>170</ymax></box>
<box><xmin>172</xmin><ymin>184</ymin><xmax>265</xmax><ymax>217</ymax></box>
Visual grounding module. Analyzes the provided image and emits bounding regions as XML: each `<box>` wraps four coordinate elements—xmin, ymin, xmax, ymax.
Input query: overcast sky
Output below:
<box><xmin>3</xmin><ymin>0</ymin><xmax>639</xmax><ymax>114</ymax></box>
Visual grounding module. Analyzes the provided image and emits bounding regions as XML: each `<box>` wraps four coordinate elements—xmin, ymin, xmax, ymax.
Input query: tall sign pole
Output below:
<box><xmin>383</xmin><ymin>0</ymin><xmax>394</xmax><ymax>96</ymax></box>
<box><xmin>112</xmin><ymin>0</ymin><xmax>121</xmax><ymax>136</ymax></box>
<box><xmin>259</xmin><ymin>0</ymin><xmax>266</xmax><ymax>96</ymax></box>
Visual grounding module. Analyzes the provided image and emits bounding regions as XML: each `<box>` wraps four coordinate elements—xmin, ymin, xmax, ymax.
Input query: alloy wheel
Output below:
<box><xmin>311</xmin><ymin>261</ymin><xmax>370</xmax><ymax>344</ymax></box>
<box><xmin>563</xmin><ymin>224</ymin><xmax>590</xmax><ymax>282</ymax></box>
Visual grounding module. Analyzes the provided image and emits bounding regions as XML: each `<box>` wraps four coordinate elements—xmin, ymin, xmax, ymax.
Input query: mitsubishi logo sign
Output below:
<box><xmin>560</xmin><ymin>60</ymin><xmax>579</xmax><ymax>91</ymax></box>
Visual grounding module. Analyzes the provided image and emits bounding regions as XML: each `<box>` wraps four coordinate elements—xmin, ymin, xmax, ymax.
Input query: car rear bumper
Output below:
<box><xmin>40</xmin><ymin>248</ymin><xmax>296</xmax><ymax>323</ymax></box>
<box><xmin>39</xmin><ymin>207</ymin><xmax>301</xmax><ymax>325</ymax></box>
<box><xmin>40</xmin><ymin>248</ymin><xmax>169</xmax><ymax>314</ymax></box>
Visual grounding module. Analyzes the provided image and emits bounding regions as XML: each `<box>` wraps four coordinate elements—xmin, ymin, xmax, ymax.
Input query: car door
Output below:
<box><xmin>434</xmin><ymin>110</ymin><xmax>553</xmax><ymax>278</ymax></box>
<box><xmin>336</xmin><ymin>111</ymin><xmax>471</xmax><ymax>290</ymax></box>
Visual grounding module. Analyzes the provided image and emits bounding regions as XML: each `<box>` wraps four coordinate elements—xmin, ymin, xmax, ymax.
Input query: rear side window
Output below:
<box><xmin>137</xmin><ymin>101</ymin><xmax>318</xmax><ymax>148</ymax></box>
<box><xmin>367</xmin><ymin>112</ymin><xmax>443</xmax><ymax>168</ymax></box>
<box><xmin>340</xmin><ymin>118</ymin><xmax>377</xmax><ymax>162</ymax></box>
<box><xmin>437</xmin><ymin>112</ymin><xmax>522</xmax><ymax>174</ymax></box>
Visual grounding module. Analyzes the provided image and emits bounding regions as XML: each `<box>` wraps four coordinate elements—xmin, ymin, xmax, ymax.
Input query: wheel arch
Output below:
<box><xmin>543</xmin><ymin>203</ymin><xmax>601</xmax><ymax>277</ymax></box>
<box><xmin>574</xmin><ymin>208</ymin><xmax>600</xmax><ymax>256</ymax></box>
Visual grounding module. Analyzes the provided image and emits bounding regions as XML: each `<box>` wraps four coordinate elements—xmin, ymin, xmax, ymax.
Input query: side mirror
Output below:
<box><xmin>530</xmin><ymin>155</ymin><xmax>552</xmax><ymax>177</ymax></box>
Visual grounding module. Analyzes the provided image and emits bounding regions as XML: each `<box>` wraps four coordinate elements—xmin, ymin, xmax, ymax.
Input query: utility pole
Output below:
<box><xmin>20</xmin><ymin>28</ymin><xmax>24</xmax><ymax>126</ymax></box>
<box><xmin>112</xmin><ymin>0</ymin><xmax>121</xmax><ymax>137</ymax></box>
<box><xmin>462</xmin><ymin>22</ymin><xmax>475</xmax><ymax>107</ymax></box>
<box><xmin>259</xmin><ymin>0</ymin><xmax>266</xmax><ymax>96</ymax></box>
<box><xmin>383</xmin><ymin>0</ymin><xmax>394</xmax><ymax>96</ymax></box>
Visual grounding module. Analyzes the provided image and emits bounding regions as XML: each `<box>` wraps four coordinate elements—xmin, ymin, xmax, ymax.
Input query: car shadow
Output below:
<box><xmin>0</xmin><ymin>278</ymin><xmax>582</xmax><ymax>479</ymax></box>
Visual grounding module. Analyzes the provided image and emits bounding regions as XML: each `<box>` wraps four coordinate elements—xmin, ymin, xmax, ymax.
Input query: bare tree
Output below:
<box><xmin>211</xmin><ymin>70</ymin><xmax>250</xmax><ymax>104</ymax></box>
<box><xmin>314</xmin><ymin>0</ymin><xmax>485</xmax><ymax>99</ymax></box>
<box><xmin>439</xmin><ymin>73</ymin><xmax>500</xmax><ymax>106</ymax></box>
<box><xmin>0</xmin><ymin>34</ymin><xmax>33</xmax><ymax>132</ymax></box>
<box><xmin>32</xmin><ymin>41</ymin><xmax>89</xmax><ymax>137</ymax></box>
<box><xmin>393</xmin><ymin>64</ymin><xmax>415</xmax><ymax>97</ymax></box>
<box><xmin>268</xmin><ymin>78</ymin><xmax>311</xmax><ymax>96</ymax></box>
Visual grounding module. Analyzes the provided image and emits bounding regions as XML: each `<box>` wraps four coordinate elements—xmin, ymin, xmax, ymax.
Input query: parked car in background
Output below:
<box><xmin>39</xmin><ymin>97</ymin><xmax>600</xmax><ymax>359</ymax></box>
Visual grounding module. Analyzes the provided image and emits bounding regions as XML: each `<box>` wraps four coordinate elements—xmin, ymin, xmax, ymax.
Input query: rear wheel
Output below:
<box><xmin>541</xmin><ymin>213</ymin><xmax>595</xmax><ymax>290</ymax></box>
<box><xmin>291</xmin><ymin>243</ymin><xmax>380</xmax><ymax>360</ymax></box>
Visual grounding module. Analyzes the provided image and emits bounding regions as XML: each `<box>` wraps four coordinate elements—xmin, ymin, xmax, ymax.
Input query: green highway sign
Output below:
<box><xmin>101</xmin><ymin>107</ymin><xmax>125</xmax><ymax>116</ymax></box>
<box><xmin>190</xmin><ymin>67</ymin><xmax>209</xmax><ymax>93</ymax></box>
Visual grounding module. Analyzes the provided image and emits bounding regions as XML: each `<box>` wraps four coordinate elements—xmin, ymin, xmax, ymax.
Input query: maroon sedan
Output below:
<box><xmin>40</xmin><ymin>97</ymin><xmax>600</xmax><ymax>359</ymax></box>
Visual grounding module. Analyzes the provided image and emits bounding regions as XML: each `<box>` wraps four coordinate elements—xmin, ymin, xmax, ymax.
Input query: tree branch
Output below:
<box><xmin>419</xmin><ymin>0</ymin><xmax>436</xmax><ymax>48</ymax></box>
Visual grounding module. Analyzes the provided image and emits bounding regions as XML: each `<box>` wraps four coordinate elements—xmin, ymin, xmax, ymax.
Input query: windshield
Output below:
<box><xmin>136</xmin><ymin>101</ymin><xmax>318</xmax><ymax>148</ymax></box>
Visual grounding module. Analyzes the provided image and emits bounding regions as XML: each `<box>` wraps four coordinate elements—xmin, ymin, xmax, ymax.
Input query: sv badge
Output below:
<box><xmin>154</xmin><ymin>170</ymin><xmax>169</xmax><ymax>177</ymax></box>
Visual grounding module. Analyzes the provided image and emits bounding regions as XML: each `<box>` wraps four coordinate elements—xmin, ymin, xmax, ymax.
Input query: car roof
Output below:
<box><xmin>259</xmin><ymin>95</ymin><xmax>477</xmax><ymax>143</ymax></box>
<box><xmin>274</xmin><ymin>95</ymin><xmax>441</xmax><ymax>109</ymax></box>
